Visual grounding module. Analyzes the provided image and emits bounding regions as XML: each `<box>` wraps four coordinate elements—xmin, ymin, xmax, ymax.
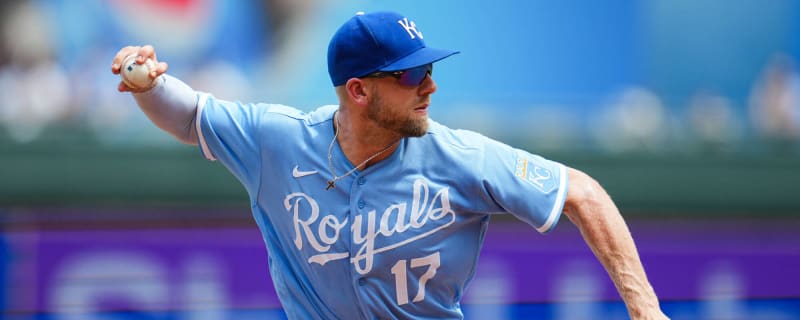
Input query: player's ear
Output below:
<box><xmin>344</xmin><ymin>78</ymin><xmax>369</xmax><ymax>106</ymax></box>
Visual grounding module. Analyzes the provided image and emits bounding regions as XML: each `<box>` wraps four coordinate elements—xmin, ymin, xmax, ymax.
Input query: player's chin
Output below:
<box><xmin>401</xmin><ymin>119</ymin><xmax>428</xmax><ymax>137</ymax></box>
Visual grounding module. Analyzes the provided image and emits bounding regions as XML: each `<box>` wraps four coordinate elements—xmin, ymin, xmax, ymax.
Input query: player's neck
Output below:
<box><xmin>334</xmin><ymin>111</ymin><xmax>401</xmax><ymax>169</ymax></box>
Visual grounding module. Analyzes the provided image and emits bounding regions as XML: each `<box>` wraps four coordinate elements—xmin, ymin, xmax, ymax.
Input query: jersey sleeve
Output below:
<box><xmin>481</xmin><ymin>141</ymin><xmax>569</xmax><ymax>233</ymax></box>
<box><xmin>195</xmin><ymin>94</ymin><xmax>262</xmax><ymax>193</ymax></box>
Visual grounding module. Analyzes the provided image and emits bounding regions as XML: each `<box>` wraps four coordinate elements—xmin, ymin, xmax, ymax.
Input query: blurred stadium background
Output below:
<box><xmin>1</xmin><ymin>0</ymin><xmax>799</xmax><ymax>319</ymax></box>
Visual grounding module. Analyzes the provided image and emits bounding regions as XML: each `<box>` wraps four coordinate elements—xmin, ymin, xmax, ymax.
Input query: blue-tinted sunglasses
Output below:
<box><xmin>365</xmin><ymin>64</ymin><xmax>433</xmax><ymax>86</ymax></box>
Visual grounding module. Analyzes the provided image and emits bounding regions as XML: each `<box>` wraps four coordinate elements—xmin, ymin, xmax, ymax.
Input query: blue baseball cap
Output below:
<box><xmin>327</xmin><ymin>11</ymin><xmax>460</xmax><ymax>86</ymax></box>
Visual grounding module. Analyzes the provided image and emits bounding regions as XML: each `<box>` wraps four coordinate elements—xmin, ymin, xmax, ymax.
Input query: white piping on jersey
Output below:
<box><xmin>196</xmin><ymin>93</ymin><xmax>216</xmax><ymax>161</ymax></box>
<box><xmin>536</xmin><ymin>164</ymin><xmax>567</xmax><ymax>233</ymax></box>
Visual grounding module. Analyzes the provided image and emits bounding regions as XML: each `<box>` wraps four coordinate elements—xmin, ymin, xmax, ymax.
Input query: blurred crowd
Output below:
<box><xmin>592</xmin><ymin>53</ymin><xmax>800</xmax><ymax>153</ymax></box>
<box><xmin>0</xmin><ymin>0</ymin><xmax>314</xmax><ymax>145</ymax></box>
<box><xmin>0</xmin><ymin>0</ymin><xmax>798</xmax><ymax>154</ymax></box>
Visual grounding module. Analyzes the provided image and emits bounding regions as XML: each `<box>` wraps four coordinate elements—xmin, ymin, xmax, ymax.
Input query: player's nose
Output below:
<box><xmin>418</xmin><ymin>74</ymin><xmax>437</xmax><ymax>95</ymax></box>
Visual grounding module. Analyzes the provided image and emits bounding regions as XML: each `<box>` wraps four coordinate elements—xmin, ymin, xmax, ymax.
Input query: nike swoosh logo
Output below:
<box><xmin>292</xmin><ymin>166</ymin><xmax>318</xmax><ymax>178</ymax></box>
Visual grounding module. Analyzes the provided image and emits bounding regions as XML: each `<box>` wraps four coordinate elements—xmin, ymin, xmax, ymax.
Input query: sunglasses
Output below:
<box><xmin>364</xmin><ymin>64</ymin><xmax>433</xmax><ymax>86</ymax></box>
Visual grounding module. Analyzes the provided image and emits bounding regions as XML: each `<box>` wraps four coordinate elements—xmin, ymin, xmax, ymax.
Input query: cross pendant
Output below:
<box><xmin>326</xmin><ymin>180</ymin><xmax>335</xmax><ymax>190</ymax></box>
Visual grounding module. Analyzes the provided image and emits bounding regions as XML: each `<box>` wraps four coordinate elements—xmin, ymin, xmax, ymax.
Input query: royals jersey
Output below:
<box><xmin>194</xmin><ymin>94</ymin><xmax>568</xmax><ymax>320</ymax></box>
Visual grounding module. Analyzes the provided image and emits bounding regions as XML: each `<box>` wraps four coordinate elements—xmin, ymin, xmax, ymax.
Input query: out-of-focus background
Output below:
<box><xmin>1</xmin><ymin>0</ymin><xmax>799</xmax><ymax>319</ymax></box>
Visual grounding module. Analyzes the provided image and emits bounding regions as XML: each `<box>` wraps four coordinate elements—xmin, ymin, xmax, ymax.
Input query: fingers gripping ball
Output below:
<box><xmin>121</xmin><ymin>55</ymin><xmax>157</xmax><ymax>91</ymax></box>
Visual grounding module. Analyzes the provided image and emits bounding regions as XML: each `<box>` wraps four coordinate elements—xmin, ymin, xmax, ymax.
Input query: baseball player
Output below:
<box><xmin>111</xmin><ymin>11</ymin><xmax>668</xmax><ymax>320</ymax></box>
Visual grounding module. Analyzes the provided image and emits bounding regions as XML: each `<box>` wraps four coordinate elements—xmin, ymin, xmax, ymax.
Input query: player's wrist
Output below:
<box><xmin>627</xmin><ymin>303</ymin><xmax>668</xmax><ymax>320</ymax></box>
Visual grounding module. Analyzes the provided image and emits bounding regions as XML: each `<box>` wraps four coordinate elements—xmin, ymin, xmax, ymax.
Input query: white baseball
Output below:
<box><xmin>120</xmin><ymin>55</ymin><xmax>157</xmax><ymax>90</ymax></box>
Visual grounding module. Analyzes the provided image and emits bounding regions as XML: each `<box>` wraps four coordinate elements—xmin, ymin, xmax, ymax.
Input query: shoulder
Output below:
<box><xmin>412</xmin><ymin>120</ymin><xmax>517</xmax><ymax>175</ymax></box>
<box><xmin>255</xmin><ymin>104</ymin><xmax>337</xmax><ymax>140</ymax></box>
<box><xmin>199</xmin><ymin>96</ymin><xmax>337</xmax><ymax>148</ymax></box>
<box><xmin>421</xmin><ymin>119</ymin><xmax>562</xmax><ymax>177</ymax></box>
<box><xmin>203</xmin><ymin>95</ymin><xmax>336</xmax><ymax>125</ymax></box>
<box><xmin>258</xmin><ymin>104</ymin><xmax>338</xmax><ymax>128</ymax></box>
<box><xmin>244</xmin><ymin>102</ymin><xmax>336</xmax><ymax>126</ymax></box>
<box><xmin>206</xmin><ymin>96</ymin><xmax>337</xmax><ymax>130</ymax></box>
<box><xmin>425</xmin><ymin>119</ymin><xmax>512</xmax><ymax>153</ymax></box>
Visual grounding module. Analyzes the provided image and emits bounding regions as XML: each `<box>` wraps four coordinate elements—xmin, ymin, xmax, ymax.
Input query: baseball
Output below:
<box><xmin>120</xmin><ymin>55</ymin><xmax>157</xmax><ymax>90</ymax></box>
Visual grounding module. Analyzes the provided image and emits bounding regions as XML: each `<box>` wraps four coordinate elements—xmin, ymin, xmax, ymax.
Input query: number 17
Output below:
<box><xmin>390</xmin><ymin>252</ymin><xmax>441</xmax><ymax>305</ymax></box>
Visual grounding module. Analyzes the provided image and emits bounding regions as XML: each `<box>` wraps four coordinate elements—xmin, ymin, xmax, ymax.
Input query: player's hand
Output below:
<box><xmin>110</xmin><ymin>45</ymin><xmax>169</xmax><ymax>92</ymax></box>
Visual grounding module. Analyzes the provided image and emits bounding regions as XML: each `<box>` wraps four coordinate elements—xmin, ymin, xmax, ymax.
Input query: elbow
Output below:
<box><xmin>175</xmin><ymin>123</ymin><xmax>199</xmax><ymax>146</ymax></box>
<box><xmin>563</xmin><ymin>167</ymin><xmax>614</xmax><ymax>223</ymax></box>
<box><xmin>154</xmin><ymin>122</ymin><xmax>198</xmax><ymax>146</ymax></box>
<box><xmin>176</xmin><ymin>134</ymin><xmax>198</xmax><ymax>146</ymax></box>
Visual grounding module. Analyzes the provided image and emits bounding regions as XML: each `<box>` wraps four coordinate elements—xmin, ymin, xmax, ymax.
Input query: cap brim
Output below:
<box><xmin>379</xmin><ymin>47</ymin><xmax>460</xmax><ymax>72</ymax></box>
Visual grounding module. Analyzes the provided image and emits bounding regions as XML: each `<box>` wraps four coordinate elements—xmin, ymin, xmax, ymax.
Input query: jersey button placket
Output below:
<box><xmin>348</xmin><ymin>180</ymin><xmax>372</xmax><ymax>319</ymax></box>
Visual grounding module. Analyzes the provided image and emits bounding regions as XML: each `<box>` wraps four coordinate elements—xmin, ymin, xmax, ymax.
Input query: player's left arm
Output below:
<box><xmin>562</xmin><ymin>167</ymin><xmax>669</xmax><ymax>320</ymax></box>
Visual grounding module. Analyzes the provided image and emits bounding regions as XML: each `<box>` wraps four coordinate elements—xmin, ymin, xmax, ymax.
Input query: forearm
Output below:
<box><xmin>563</xmin><ymin>171</ymin><xmax>664</xmax><ymax>319</ymax></box>
<box><xmin>132</xmin><ymin>74</ymin><xmax>199</xmax><ymax>145</ymax></box>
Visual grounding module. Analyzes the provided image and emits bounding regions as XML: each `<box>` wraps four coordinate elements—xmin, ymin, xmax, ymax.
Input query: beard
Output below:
<box><xmin>367</xmin><ymin>91</ymin><xmax>428</xmax><ymax>137</ymax></box>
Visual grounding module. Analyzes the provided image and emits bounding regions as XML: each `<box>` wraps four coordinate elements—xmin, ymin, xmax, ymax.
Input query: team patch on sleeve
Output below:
<box><xmin>514</xmin><ymin>151</ymin><xmax>557</xmax><ymax>194</ymax></box>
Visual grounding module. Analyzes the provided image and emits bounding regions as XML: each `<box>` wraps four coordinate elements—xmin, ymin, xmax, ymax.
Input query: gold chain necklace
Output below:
<box><xmin>326</xmin><ymin>112</ymin><xmax>398</xmax><ymax>190</ymax></box>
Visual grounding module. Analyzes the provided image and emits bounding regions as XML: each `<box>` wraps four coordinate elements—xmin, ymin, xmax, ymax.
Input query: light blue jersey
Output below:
<box><xmin>195</xmin><ymin>94</ymin><xmax>568</xmax><ymax>319</ymax></box>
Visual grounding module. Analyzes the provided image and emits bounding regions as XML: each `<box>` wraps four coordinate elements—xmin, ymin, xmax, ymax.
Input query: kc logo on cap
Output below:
<box><xmin>327</xmin><ymin>11</ymin><xmax>459</xmax><ymax>86</ymax></box>
<box><xmin>397</xmin><ymin>17</ymin><xmax>423</xmax><ymax>40</ymax></box>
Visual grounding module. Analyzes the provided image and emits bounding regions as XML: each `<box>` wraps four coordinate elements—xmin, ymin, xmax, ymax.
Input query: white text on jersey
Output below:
<box><xmin>283</xmin><ymin>178</ymin><xmax>455</xmax><ymax>274</ymax></box>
